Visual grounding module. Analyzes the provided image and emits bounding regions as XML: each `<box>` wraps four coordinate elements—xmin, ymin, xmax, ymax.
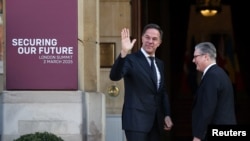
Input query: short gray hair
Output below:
<box><xmin>195</xmin><ymin>42</ymin><xmax>217</xmax><ymax>60</ymax></box>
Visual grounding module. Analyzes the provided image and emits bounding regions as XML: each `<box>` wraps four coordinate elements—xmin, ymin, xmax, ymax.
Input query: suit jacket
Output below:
<box><xmin>110</xmin><ymin>50</ymin><xmax>171</xmax><ymax>132</ymax></box>
<box><xmin>192</xmin><ymin>64</ymin><xmax>237</xmax><ymax>139</ymax></box>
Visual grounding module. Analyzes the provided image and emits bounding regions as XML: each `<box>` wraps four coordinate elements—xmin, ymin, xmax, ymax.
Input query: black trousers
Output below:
<box><xmin>125</xmin><ymin>119</ymin><xmax>161</xmax><ymax>141</ymax></box>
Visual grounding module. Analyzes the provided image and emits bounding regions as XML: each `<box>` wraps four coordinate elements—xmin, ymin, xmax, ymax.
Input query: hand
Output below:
<box><xmin>120</xmin><ymin>28</ymin><xmax>136</xmax><ymax>57</ymax></box>
<box><xmin>192</xmin><ymin>137</ymin><xmax>201</xmax><ymax>141</ymax></box>
<box><xmin>164</xmin><ymin>116</ymin><xmax>173</xmax><ymax>131</ymax></box>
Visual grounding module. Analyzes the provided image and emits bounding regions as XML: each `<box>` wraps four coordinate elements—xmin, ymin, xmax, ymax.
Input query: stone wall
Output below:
<box><xmin>0</xmin><ymin>91</ymin><xmax>105</xmax><ymax>141</ymax></box>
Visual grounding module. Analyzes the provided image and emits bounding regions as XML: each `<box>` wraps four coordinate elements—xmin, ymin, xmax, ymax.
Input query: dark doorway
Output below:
<box><xmin>131</xmin><ymin>0</ymin><xmax>250</xmax><ymax>140</ymax></box>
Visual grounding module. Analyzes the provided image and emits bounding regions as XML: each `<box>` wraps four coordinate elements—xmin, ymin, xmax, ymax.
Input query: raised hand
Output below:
<box><xmin>120</xmin><ymin>28</ymin><xmax>136</xmax><ymax>57</ymax></box>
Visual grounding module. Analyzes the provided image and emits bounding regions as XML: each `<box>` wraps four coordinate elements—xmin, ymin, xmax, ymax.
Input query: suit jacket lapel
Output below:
<box><xmin>155</xmin><ymin>58</ymin><xmax>163</xmax><ymax>90</ymax></box>
<box><xmin>136</xmin><ymin>51</ymin><xmax>157</xmax><ymax>89</ymax></box>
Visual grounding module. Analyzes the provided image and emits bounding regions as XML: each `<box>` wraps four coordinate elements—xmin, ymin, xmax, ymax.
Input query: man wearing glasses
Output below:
<box><xmin>191</xmin><ymin>42</ymin><xmax>237</xmax><ymax>141</ymax></box>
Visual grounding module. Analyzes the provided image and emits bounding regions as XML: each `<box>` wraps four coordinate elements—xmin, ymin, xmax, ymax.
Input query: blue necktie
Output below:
<box><xmin>149</xmin><ymin>57</ymin><xmax>157</xmax><ymax>88</ymax></box>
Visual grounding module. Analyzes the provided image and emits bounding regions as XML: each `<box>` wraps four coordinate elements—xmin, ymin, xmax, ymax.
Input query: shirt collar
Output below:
<box><xmin>203</xmin><ymin>63</ymin><xmax>216</xmax><ymax>76</ymax></box>
<box><xmin>141</xmin><ymin>48</ymin><xmax>155</xmax><ymax>58</ymax></box>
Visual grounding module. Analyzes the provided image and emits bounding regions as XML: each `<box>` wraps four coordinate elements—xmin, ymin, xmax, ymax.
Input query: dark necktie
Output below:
<box><xmin>149</xmin><ymin>57</ymin><xmax>157</xmax><ymax>88</ymax></box>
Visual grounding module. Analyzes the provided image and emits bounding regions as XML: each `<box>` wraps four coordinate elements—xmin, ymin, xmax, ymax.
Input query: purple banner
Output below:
<box><xmin>6</xmin><ymin>0</ymin><xmax>78</xmax><ymax>90</ymax></box>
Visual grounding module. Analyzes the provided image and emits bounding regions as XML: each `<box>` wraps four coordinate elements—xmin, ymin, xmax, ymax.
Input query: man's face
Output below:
<box><xmin>193</xmin><ymin>49</ymin><xmax>206</xmax><ymax>72</ymax></box>
<box><xmin>141</xmin><ymin>28</ymin><xmax>161</xmax><ymax>55</ymax></box>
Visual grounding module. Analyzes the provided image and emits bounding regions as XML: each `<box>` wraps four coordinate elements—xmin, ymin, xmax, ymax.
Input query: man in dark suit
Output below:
<box><xmin>192</xmin><ymin>42</ymin><xmax>237</xmax><ymax>141</ymax></box>
<box><xmin>109</xmin><ymin>23</ymin><xmax>173</xmax><ymax>141</ymax></box>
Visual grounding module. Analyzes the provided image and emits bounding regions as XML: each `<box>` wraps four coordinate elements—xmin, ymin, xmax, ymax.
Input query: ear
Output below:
<box><xmin>158</xmin><ymin>40</ymin><xmax>162</xmax><ymax>46</ymax></box>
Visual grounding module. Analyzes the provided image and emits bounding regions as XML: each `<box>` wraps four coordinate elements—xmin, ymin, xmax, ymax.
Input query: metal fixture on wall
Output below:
<box><xmin>196</xmin><ymin>0</ymin><xmax>222</xmax><ymax>17</ymax></box>
<box><xmin>107</xmin><ymin>85</ymin><xmax>120</xmax><ymax>97</ymax></box>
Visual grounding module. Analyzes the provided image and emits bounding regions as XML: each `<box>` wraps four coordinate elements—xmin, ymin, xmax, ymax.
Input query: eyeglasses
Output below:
<box><xmin>193</xmin><ymin>54</ymin><xmax>204</xmax><ymax>59</ymax></box>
